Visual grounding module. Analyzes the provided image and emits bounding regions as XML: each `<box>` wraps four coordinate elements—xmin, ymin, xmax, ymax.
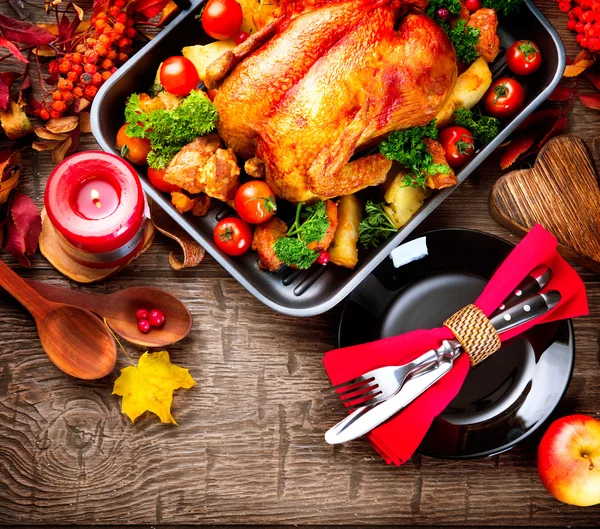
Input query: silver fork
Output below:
<box><xmin>327</xmin><ymin>267</ymin><xmax>552</xmax><ymax>410</ymax></box>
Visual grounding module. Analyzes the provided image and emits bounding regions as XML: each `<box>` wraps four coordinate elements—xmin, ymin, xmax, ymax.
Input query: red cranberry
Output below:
<box><xmin>148</xmin><ymin>309</ymin><xmax>165</xmax><ymax>327</ymax></box>
<box><xmin>235</xmin><ymin>31</ymin><xmax>250</xmax><ymax>45</ymax></box>
<box><xmin>465</xmin><ymin>0</ymin><xmax>482</xmax><ymax>11</ymax></box>
<box><xmin>137</xmin><ymin>319</ymin><xmax>150</xmax><ymax>333</ymax></box>
<box><xmin>136</xmin><ymin>308</ymin><xmax>148</xmax><ymax>320</ymax></box>
<box><xmin>316</xmin><ymin>250</ymin><xmax>330</xmax><ymax>266</ymax></box>
<box><xmin>436</xmin><ymin>7</ymin><xmax>450</xmax><ymax>19</ymax></box>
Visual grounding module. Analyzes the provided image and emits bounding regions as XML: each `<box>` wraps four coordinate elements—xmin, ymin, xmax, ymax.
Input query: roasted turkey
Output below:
<box><xmin>206</xmin><ymin>0</ymin><xmax>458</xmax><ymax>203</ymax></box>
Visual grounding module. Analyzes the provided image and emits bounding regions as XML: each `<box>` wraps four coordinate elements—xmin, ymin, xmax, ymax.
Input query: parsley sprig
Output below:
<box><xmin>454</xmin><ymin>107</ymin><xmax>501</xmax><ymax>146</ymax></box>
<box><xmin>124</xmin><ymin>90</ymin><xmax>218</xmax><ymax>169</ymax></box>
<box><xmin>379</xmin><ymin>120</ymin><xmax>449</xmax><ymax>188</ymax></box>
<box><xmin>441</xmin><ymin>19</ymin><xmax>481</xmax><ymax>65</ymax></box>
<box><xmin>358</xmin><ymin>200</ymin><xmax>398</xmax><ymax>249</ymax></box>
<box><xmin>482</xmin><ymin>0</ymin><xmax>523</xmax><ymax>16</ymax></box>
<box><xmin>274</xmin><ymin>201</ymin><xmax>330</xmax><ymax>269</ymax></box>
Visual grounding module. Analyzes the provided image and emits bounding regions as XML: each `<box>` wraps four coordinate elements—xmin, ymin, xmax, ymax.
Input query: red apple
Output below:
<box><xmin>538</xmin><ymin>414</ymin><xmax>600</xmax><ymax>506</ymax></box>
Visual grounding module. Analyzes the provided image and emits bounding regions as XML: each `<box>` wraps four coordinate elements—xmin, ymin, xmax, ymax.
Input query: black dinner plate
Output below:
<box><xmin>338</xmin><ymin>228</ymin><xmax>575</xmax><ymax>459</ymax></box>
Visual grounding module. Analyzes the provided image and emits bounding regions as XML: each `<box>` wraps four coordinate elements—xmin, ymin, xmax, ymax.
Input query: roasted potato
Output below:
<box><xmin>238</xmin><ymin>0</ymin><xmax>280</xmax><ymax>33</ymax></box>
<box><xmin>182</xmin><ymin>41</ymin><xmax>237</xmax><ymax>82</ymax></box>
<box><xmin>384</xmin><ymin>172</ymin><xmax>428</xmax><ymax>228</ymax></box>
<box><xmin>435</xmin><ymin>57</ymin><xmax>492</xmax><ymax>127</ymax></box>
<box><xmin>329</xmin><ymin>194</ymin><xmax>362</xmax><ymax>269</ymax></box>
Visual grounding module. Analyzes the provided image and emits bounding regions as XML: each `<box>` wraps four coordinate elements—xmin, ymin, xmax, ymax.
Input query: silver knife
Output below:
<box><xmin>325</xmin><ymin>290</ymin><xmax>561</xmax><ymax>445</ymax></box>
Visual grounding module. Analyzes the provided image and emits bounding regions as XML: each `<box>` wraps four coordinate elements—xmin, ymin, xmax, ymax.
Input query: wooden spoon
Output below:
<box><xmin>0</xmin><ymin>260</ymin><xmax>116</xmax><ymax>380</ymax></box>
<box><xmin>25</xmin><ymin>280</ymin><xmax>192</xmax><ymax>348</ymax></box>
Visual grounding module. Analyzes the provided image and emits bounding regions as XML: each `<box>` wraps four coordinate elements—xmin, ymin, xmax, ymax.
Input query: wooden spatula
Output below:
<box><xmin>490</xmin><ymin>135</ymin><xmax>600</xmax><ymax>273</ymax></box>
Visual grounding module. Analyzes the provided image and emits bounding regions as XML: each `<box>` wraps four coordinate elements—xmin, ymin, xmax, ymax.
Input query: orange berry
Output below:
<box><xmin>99</xmin><ymin>33</ymin><xmax>111</xmax><ymax>45</ymax></box>
<box><xmin>61</xmin><ymin>90</ymin><xmax>74</xmax><ymax>103</ymax></box>
<box><xmin>58</xmin><ymin>60</ymin><xmax>71</xmax><ymax>74</ymax></box>
<box><xmin>84</xmin><ymin>49</ymin><xmax>99</xmax><ymax>64</ymax></box>
<box><xmin>48</xmin><ymin>60</ymin><xmax>56</xmax><ymax>75</ymax></box>
<box><xmin>94</xmin><ymin>19</ymin><xmax>107</xmax><ymax>31</ymax></box>
<box><xmin>72</xmin><ymin>52</ymin><xmax>83</xmax><ymax>64</ymax></box>
<box><xmin>40</xmin><ymin>109</ymin><xmax>50</xmax><ymax>120</ymax></box>
<box><xmin>114</xmin><ymin>0</ymin><xmax>126</xmax><ymax>6</ymax></box>
<box><xmin>50</xmin><ymin>110</ymin><xmax>61</xmax><ymax>119</ymax></box>
<box><xmin>73</xmin><ymin>87</ymin><xmax>84</xmax><ymax>98</ymax></box>
<box><xmin>97</xmin><ymin>11</ymin><xmax>107</xmax><ymax>19</ymax></box>
<box><xmin>126</xmin><ymin>18</ymin><xmax>134</xmax><ymax>27</ymax></box>
<box><xmin>84</xmin><ymin>63</ymin><xmax>97</xmax><ymax>74</ymax></box>
<box><xmin>100</xmin><ymin>59</ymin><xmax>113</xmax><ymax>70</ymax></box>
<box><xmin>116</xmin><ymin>12</ymin><xmax>128</xmax><ymax>23</ymax></box>
<box><xmin>72</xmin><ymin>64</ymin><xmax>83</xmax><ymax>76</ymax></box>
<box><xmin>125</xmin><ymin>27</ymin><xmax>136</xmax><ymax>38</ymax></box>
<box><xmin>58</xmin><ymin>78</ymin><xmax>73</xmax><ymax>91</ymax></box>
<box><xmin>52</xmin><ymin>90</ymin><xmax>63</xmax><ymax>101</ymax></box>
<box><xmin>108</xmin><ymin>5</ymin><xmax>120</xmax><ymax>16</ymax></box>
<box><xmin>33</xmin><ymin>108</ymin><xmax>41</xmax><ymax>117</ymax></box>
<box><xmin>95</xmin><ymin>44</ymin><xmax>108</xmax><ymax>56</ymax></box>
<box><xmin>92</xmin><ymin>72</ymin><xmax>103</xmax><ymax>86</ymax></box>
<box><xmin>87</xmin><ymin>38</ymin><xmax>97</xmax><ymax>47</ymax></box>
<box><xmin>81</xmin><ymin>72</ymin><xmax>93</xmax><ymax>85</ymax></box>
<box><xmin>51</xmin><ymin>100</ymin><xmax>67</xmax><ymax>113</ymax></box>
<box><xmin>117</xmin><ymin>37</ymin><xmax>132</xmax><ymax>48</ymax></box>
<box><xmin>114</xmin><ymin>22</ymin><xmax>125</xmax><ymax>34</ymax></box>
<box><xmin>85</xmin><ymin>85</ymin><xmax>98</xmax><ymax>98</ymax></box>
<box><xmin>101</xmin><ymin>71</ymin><xmax>112</xmax><ymax>81</ymax></box>
<box><xmin>106</xmin><ymin>49</ymin><xmax>117</xmax><ymax>60</ymax></box>
<box><xmin>67</xmin><ymin>71</ymin><xmax>79</xmax><ymax>82</ymax></box>
<box><xmin>117</xmin><ymin>52</ymin><xmax>128</xmax><ymax>63</ymax></box>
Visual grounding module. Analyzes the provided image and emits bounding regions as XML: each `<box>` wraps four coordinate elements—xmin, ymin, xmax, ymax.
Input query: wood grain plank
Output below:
<box><xmin>0</xmin><ymin>0</ymin><xmax>599</xmax><ymax>525</ymax></box>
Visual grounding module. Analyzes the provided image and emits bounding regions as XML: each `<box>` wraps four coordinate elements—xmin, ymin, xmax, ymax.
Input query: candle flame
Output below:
<box><xmin>91</xmin><ymin>189</ymin><xmax>102</xmax><ymax>209</ymax></box>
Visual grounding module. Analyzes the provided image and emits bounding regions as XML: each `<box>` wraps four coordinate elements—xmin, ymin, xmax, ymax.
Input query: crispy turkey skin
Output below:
<box><xmin>211</xmin><ymin>0</ymin><xmax>457</xmax><ymax>203</ymax></box>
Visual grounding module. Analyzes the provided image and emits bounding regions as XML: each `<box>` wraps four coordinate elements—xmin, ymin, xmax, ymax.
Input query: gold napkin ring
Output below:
<box><xmin>444</xmin><ymin>304</ymin><xmax>501</xmax><ymax>366</ymax></box>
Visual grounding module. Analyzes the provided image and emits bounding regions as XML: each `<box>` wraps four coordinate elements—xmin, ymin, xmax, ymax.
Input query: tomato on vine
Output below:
<box><xmin>160</xmin><ymin>56</ymin><xmax>200</xmax><ymax>96</ymax></box>
<box><xmin>234</xmin><ymin>181</ymin><xmax>277</xmax><ymax>224</ymax></box>
<box><xmin>507</xmin><ymin>40</ymin><xmax>542</xmax><ymax>75</ymax></box>
<box><xmin>201</xmin><ymin>0</ymin><xmax>244</xmax><ymax>41</ymax></box>
<box><xmin>439</xmin><ymin>126</ymin><xmax>475</xmax><ymax>168</ymax></box>
<box><xmin>116</xmin><ymin>124</ymin><xmax>151</xmax><ymax>164</ymax></box>
<box><xmin>484</xmin><ymin>78</ymin><xmax>525</xmax><ymax>119</ymax></box>
<box><xmin>213</xmin><ymin>217</ymin><xmax>252</xmax><ymax>256</ymax></box>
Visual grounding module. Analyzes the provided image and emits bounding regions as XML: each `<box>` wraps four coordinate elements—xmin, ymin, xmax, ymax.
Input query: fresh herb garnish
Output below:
<box><xmin>274</xmin><ymin>201</ymin><xmax>330</xmax><ymax>269</ymax></box>
<box><xmin>379</xmin><ymin>120</ymin><xmax>449</xmax><ymax>188</ymax></box>
<box><xmin>440</xmin><ymin>19</ymin><xmax>481</xmax><ymax>65</ymax></box>
<box><xmin>358</xmin><ymin>200</ymin><xmax>398</xmax><ymax>249</ymax></box>
<box><xmin>148</xmin><ymin>83</ymin><xmax>164</xmax><ymax>97</ymax></box>
<box><xmin>482</xmin><ymin>0</ymin><xmax>523</xmax><ymax>16</ymax></box>
<box><xmin>517</xmin><ymin>41</ymin><xmax>539</xmax><ymax>62</ymax></box>
<box><xmin>426</xmin><ymin>0</ymin><xmax>462</xmax><ymax>22</ymax></box>
<box><xmin>124</xmin><ymin>90</ymin><xmax>218</xmax><ymax>169</ymax></box>
<box><xmin>454</xmin><ymin>107</ymin><xmax>501</xmax><ymax>146</ymax></box>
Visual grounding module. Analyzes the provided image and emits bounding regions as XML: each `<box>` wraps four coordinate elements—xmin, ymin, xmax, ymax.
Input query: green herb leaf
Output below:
<box><xmin>454</xmin><ymin>107</ymin><xmax>501</xmax><ymax>146</ymax></box>
<box><xmin>300</xmin><ymin>201</ymin><xmax>330</xmax><ymax>243</ymax></box>
<box><xmin>426</xmin><ymin>0</ymin><xmax>462</xmax><ymax>22</ymax></box>
<box><xmin>482</xmin><ymin>0</ymin><xmax>523</xmax><ymax>16</ymax></box>
<box><xmin>124</xmin><ymin>90</ymin><xmax>219</xmax><ymax>170</ymax></box>
<box><xmin>273</xmin><ymin>237</ymin><xmax>319</xmax><ymax>269</ymax></box>
<box><xmin>441</xmin><ymin>19</ymin><xmax>480</xmax><ymax>66</ymax></box>
<box><xmin>358</xmin><ymin>200</ymin><xmax>398</xmax><ymax>249</ymax></box>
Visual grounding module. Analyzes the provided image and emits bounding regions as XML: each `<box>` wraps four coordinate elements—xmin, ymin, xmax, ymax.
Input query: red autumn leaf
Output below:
<box><xmin>574</xmin><ymin>49</ymin><xmax>594</xmax><ymax>64</ymax></box>
<box><xmin>132</xmin><ymin>0</ymin><xmax>171</xmax><ymax>19</ymax></box>
<box><xmin>584</xmin><ymin>68</ymin><xmax>600</xmax><ymax>91</ymax></box>
<box><xmin>537</xmin><ymin>115</ymin><xmax>568</xmax><ymax>150</ymax></box>
<box><xmin>0</xmin><ymin>72</ymin><xmax>20</xmax><ymax>111</ymax></box>
<box><xmin>0</xmin><ymin>14</ymin><xmax>55</xmax><ymax>46</ymax></box>
<box><xmin>516</xmin><ymin>109</ymin><xmax>564</xmax><ymax>131</ymax></box>
<box><xmin>578</xmin><ymin>93</ymin><xmax>600</xmax><ymax>110</ymax></box>
<box><xmin>548</xmin><ymin>85</ymin><xmax>573</xmax><ymax>102</ymax></box>
<box><xmin>500</xmin><ymin>132</ymin><xmax>536</xmax><ymax>170</ymax></box>
<box><xmin>0</xmin><ymin>37</ymin><xmax>27</xmax><ymax>63</ymax></box>
<box><xmin>5</xmin><ymin>193</ymin><xmax>41</xmax><ymax>267</ymax></box>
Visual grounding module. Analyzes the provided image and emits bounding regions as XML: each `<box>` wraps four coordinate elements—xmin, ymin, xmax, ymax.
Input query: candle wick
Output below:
<box><xmin>91</xmin><ymin>189</ymin><xmax>102</xmax><ymax>209</ymax></box>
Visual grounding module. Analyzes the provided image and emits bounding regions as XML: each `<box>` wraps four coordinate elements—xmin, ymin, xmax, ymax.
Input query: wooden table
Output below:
<box><xmin>0</xmin><ymin>0</ymin><xmax>599</xmax><ymax>525</ymax></box>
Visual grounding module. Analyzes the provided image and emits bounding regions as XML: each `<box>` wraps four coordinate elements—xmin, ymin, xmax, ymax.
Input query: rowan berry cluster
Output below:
<box><xmin>36</xmin><ymin>0</ymin><xmax>136</xmax><ymax>120</ymax></box>
<box><xmin>561</xmin><ymin>0</ymin><xmax>600</xmax><ymax>53</ymax></box>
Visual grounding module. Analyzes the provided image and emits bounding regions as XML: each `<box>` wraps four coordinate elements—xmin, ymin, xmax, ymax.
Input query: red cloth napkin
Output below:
<box><xmin>323</xmin><ymin>225</ymin><xmax>588</xmax><ymax>465</ymax></box>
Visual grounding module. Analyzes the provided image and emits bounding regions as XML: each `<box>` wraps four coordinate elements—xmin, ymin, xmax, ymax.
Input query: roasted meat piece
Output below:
<box><xmin>423</xmin><ymin>138</ymin><xmax>457</xmax><ymax>190</ymax></box>
<box><xmin>468</xmin><ymin>8</ymin><xmax>500</xmax><ymax>63</ymax></box>
<box><xmin>252</xmin><ymin>217</ymin><xmax>288</xmax><ymax>271</ymax></box>
<box><xmin>164</xmin><ymin>134</ymin><xmax>241</xmax><ymax>201</ymax></box>
<box><xmin>209</xmin><ymin>0</ymin><xmax>457</xmax><ymax>203</ymax></box>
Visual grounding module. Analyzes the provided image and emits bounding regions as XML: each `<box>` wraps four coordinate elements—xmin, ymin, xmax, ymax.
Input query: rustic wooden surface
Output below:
<box><xmin>491</xmin><ymin>135</ymin><xmax>600</xmax><ymax>273</ymax></box>
<box><xmin>1</xmin><ymin>0</ymin><xmax>600</xmax><ymax>526</ymax></box>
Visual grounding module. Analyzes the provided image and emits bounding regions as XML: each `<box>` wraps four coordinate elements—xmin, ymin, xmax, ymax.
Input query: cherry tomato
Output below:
<box><xmin>201</xmin><ymin>0</ymin><xmax>243</xmax><ymax>41</ymax></box>
<box><xmin>465</xmin><ymin>0</ymin><xmax>482</xmax><ymax>11</ymax></box>
<box><xmin>148</xmin><ymin>167</ymin><xmax>181</xmax><ymax>193</ymax></box>
<box><xmin>234</xmin><ymin>180</ymin><xmax>277</xmax><ymax>224</ymax></box>
<box><xmin>116</xmin><ymin>124</ymin><xmax>151</xmax><ymax>164</ymax></box>
<box><xmin>438</xmin><ymin>126</ymin><xmax>475</xmax><ymax>168</ymax></box>
<box><xmin>235</xmin><ymin>31</ymin><xmax>250</xmax><ymax>45</ymax></box>
<box><xmin>484</xmin><ymin>77</ymin><xmax>526</xmax><ymax>119</ymax></box>
<box><xmin>213</xmin><ymin>217</ymin><xmax>252</xmax><ymax>256</ymax></box>
<box><xmin>506</xmin><ymin>40</ymin><xmax>543</xmax><ymax>75</ymax></box>
<box><xmin>159</xmin><ymin>56</ymin><xmax>199</xmax><ymax>96</ymax></box>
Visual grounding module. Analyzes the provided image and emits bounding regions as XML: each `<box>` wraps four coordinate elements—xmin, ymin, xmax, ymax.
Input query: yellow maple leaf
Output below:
<box><xmin>113</xmin><ymin>351</ymin><xmax>196</xmax><ymax>424</ymax></box>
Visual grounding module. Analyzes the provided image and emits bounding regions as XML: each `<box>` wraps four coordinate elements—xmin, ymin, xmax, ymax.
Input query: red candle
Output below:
<box><xmin>45</xmin><ymin>151</ymin><xmax>147</xmax><ymax>269</ymax></box>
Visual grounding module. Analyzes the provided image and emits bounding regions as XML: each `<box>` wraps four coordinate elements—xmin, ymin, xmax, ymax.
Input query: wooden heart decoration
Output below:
<box><xmin>490</xmin><ymin>135</ymin><xmax>600</xmax><ymax>273</ymax></box>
